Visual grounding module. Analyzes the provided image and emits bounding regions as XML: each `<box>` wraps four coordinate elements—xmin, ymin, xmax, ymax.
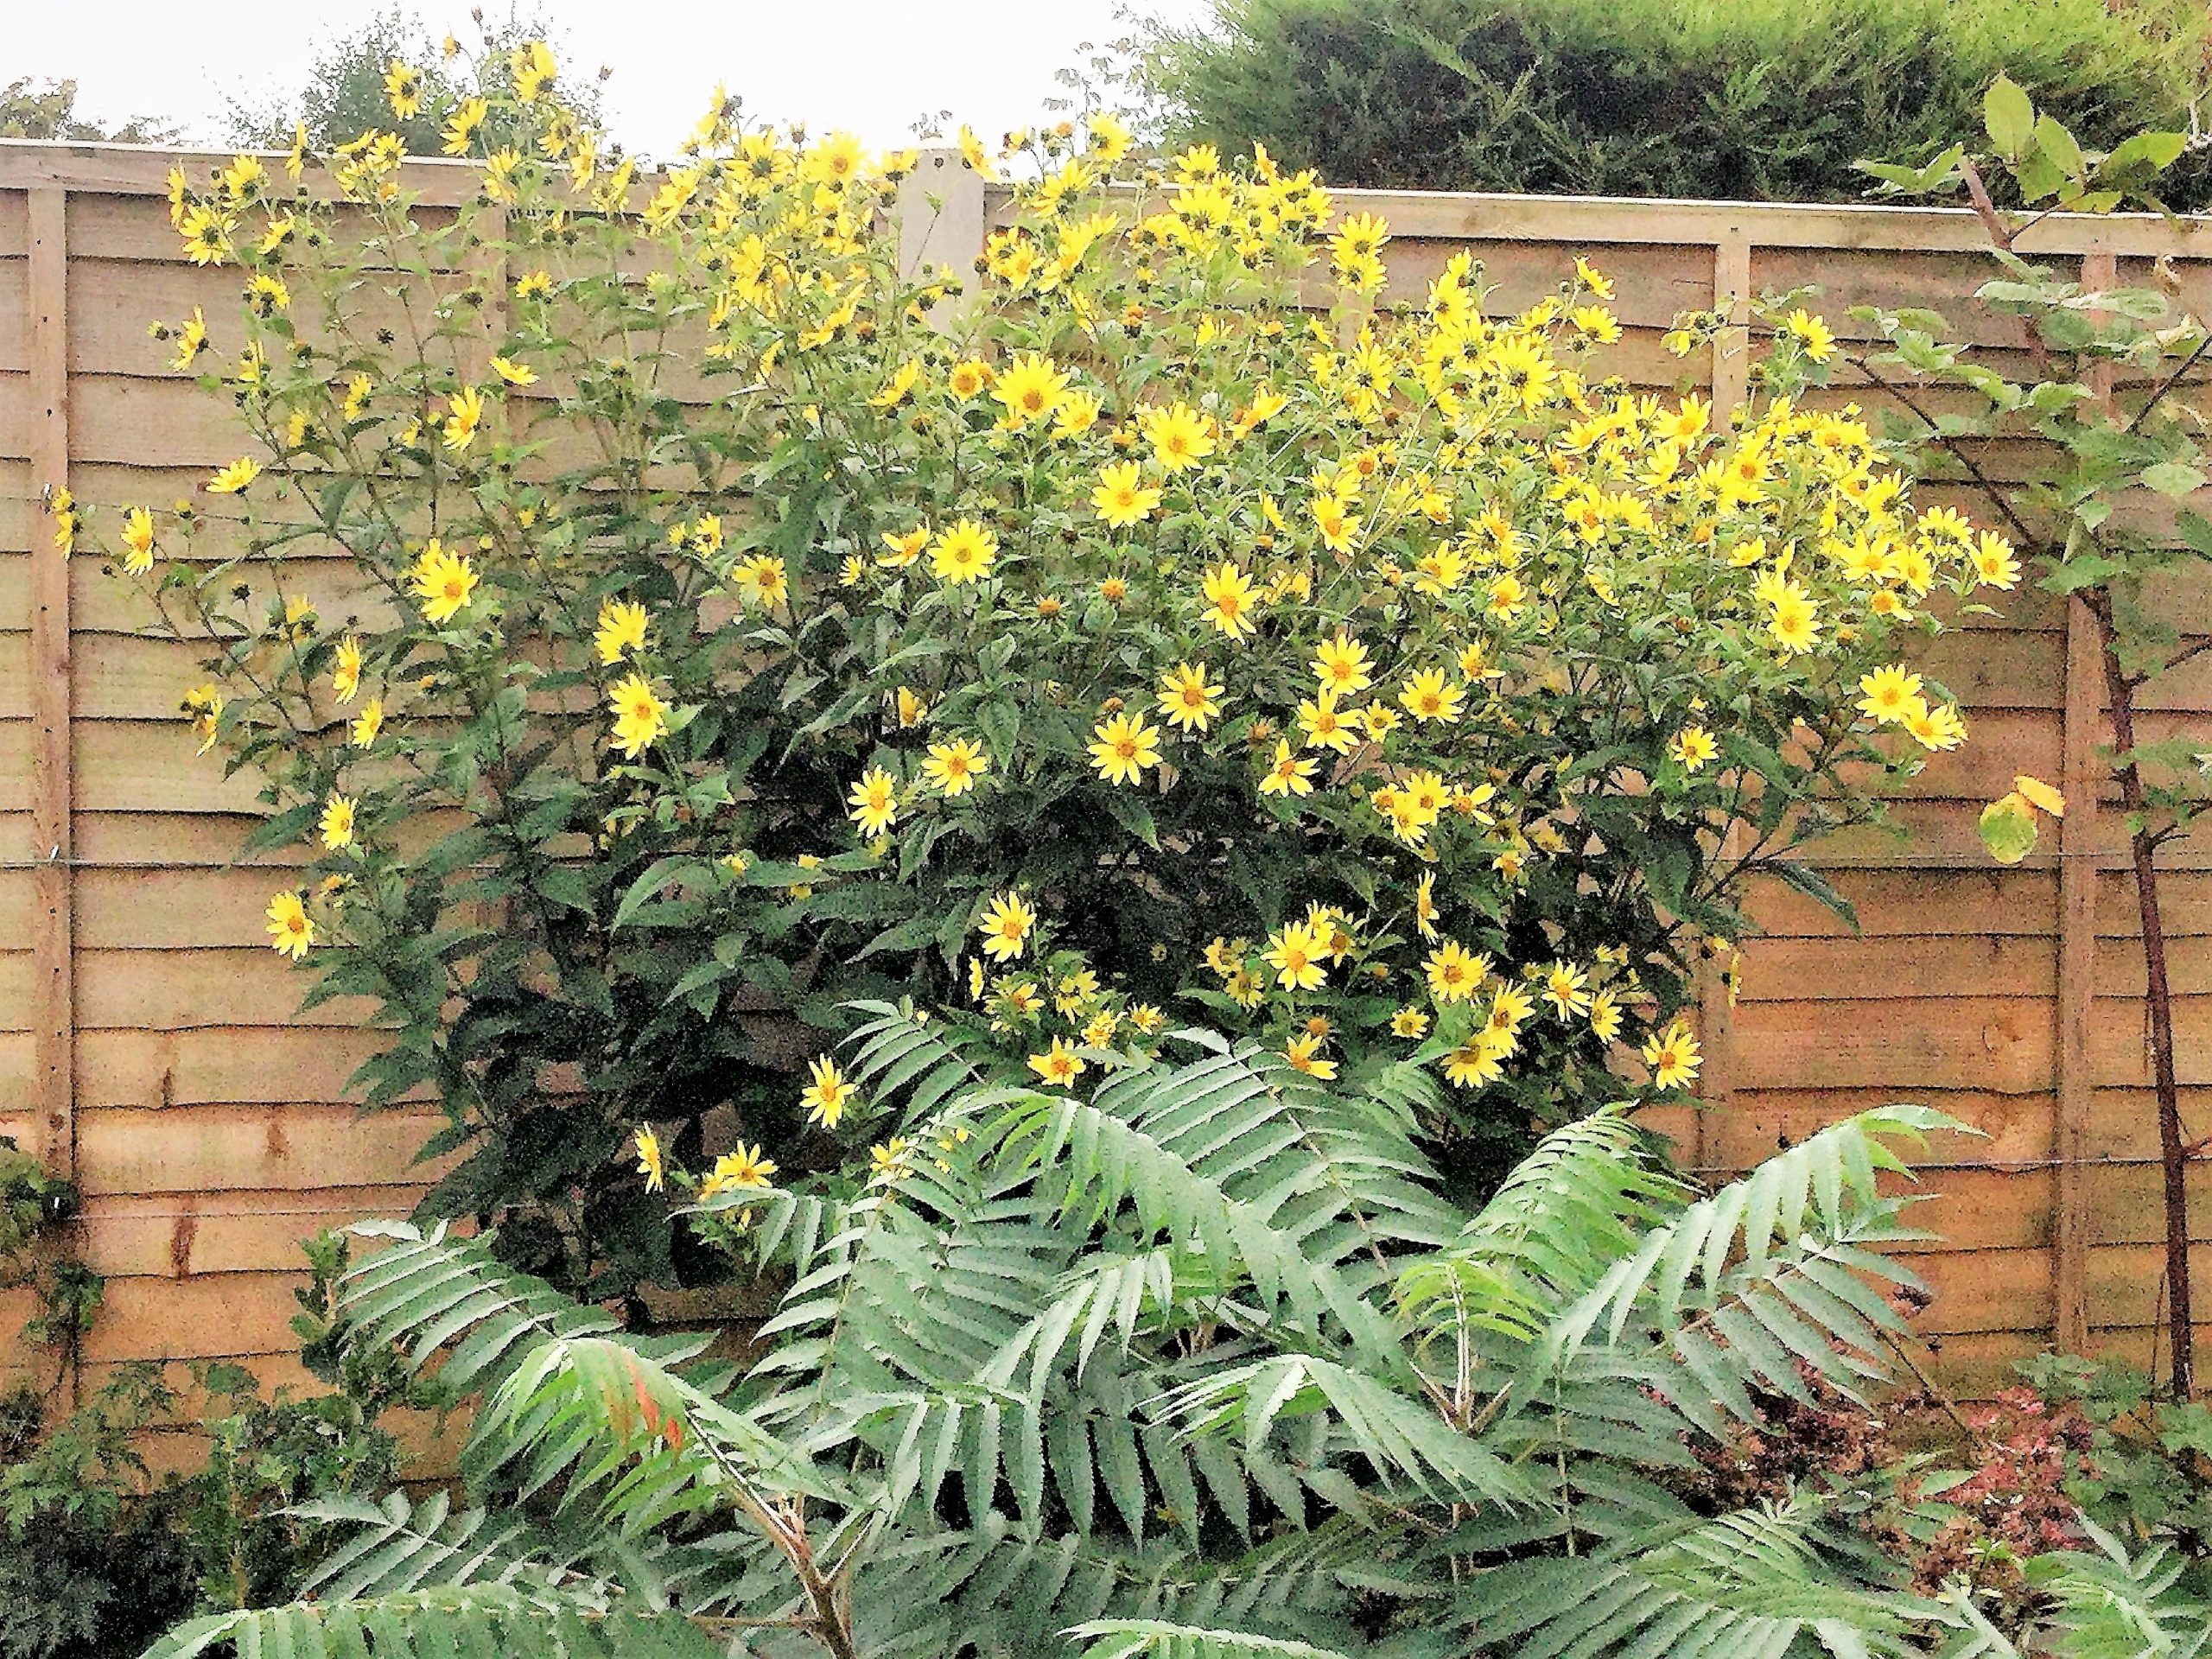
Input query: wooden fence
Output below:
<box><xmin>3</xmin><ymin>140</ymin><xmax>2211</xmax><ymax>1420</ymax></box>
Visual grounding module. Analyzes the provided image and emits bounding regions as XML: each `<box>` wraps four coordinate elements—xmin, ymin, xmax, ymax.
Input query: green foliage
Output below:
<box><xmin>136</xmin><ymin>1039</ymin><xmax>2020</xmax><ymax>1657</ymax></box>
<box><xmin>1138</xmin><ymin>0</ymin><xmax>2212</xmax><ymax>205</ymax></box>
<box><xmin>0</xmin><ymin>78</ymin><xmax>177</xmax><ymax>143</ymax></box>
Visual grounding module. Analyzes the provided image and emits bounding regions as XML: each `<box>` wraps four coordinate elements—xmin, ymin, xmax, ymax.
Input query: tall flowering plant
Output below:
<box><xmin>68</xmin><ymin>45</ymin><xmax>2002</xmax><ymax>1288</ymax></box>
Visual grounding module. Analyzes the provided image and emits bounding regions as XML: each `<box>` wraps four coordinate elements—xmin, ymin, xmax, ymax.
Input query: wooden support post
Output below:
<box><xmin>1694</xmin><ymin>231</ymin><xmax>1754</xmax><ymax>1174</ymax></box>
<box><xmin>2053</xmin><ymin>250</ymin><xmax>2117</xmax><ymax>1353</ymax></box>
<box><xmin>1711</xmin><ymin>231</ymin><xmax>1753</xmax><ymax>425</ymax></box>
<box><xmin>894</xmin><ymin>147</ymin><xmax>987</xmax><ymax>324</ymax></box>
<box><xmin>27</xmin><ymin>187</ymin><xmax>74</xmax><ymax>1187</ymax></box>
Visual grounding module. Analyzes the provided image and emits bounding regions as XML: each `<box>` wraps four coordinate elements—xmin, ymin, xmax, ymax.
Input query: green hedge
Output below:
<box><xmin>1141</xmin><ymin>0</ymin><xmax>2212</xmax><ymax>206</ymax></box>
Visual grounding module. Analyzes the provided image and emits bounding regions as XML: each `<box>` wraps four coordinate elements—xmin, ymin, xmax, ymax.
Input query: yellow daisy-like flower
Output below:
<box><xmin>607</xmin><ymin>672</ymin><xmax>669</xmax><ymax>759</ymax></box>
<box><xmin>1669</xmin><ymin>726</ymin><xmax>1719</xmax><ymax>772</ymax></box>
<box><xmin>923</xmin><ymin>737</ymin><xmax>989</xmax><ymax>798</ymax></box>
<box><xmin>931</xmin><ymin>519</ymin><xmax>998</xmax><ymax>585</ymax></box>
<box><xmin>1283</xmin><ymin>1032</ymin><xmax>1338</xmax><ymax>1079</ymax></box>
<box><xmin>119</xmin><ymin>506</ymin><xmax>157</xmax><ymax>574</ymax></box>
<box><xmin>409</xmin><ymin>541</ymin><xmax>480</xmax><ymax>625</ymax></box>
<box><xmin>993</xmin><ymin>352</ymin><xmax>1071</xmax><ymax>427</ymax></box>
<box><xmin>1541</xmin><ymin>961</ymin><xmax>1591</xmax><ymax>1020</ymax></box>
<box><xmin>384</xmin><ymin>60</ymin><xmax>424</xmax><ymax>120</ymax></box>
<box><xmin>265</xmin><ymin>890</ymin><xmax>315</xmax><ymax>959</ymax></box>
<box><xmin>351</xmin><ymin>697</ymin><xmax>384</xmax><ymax>749</ymax></box>
<box><xmin>1587</xmin><ymin>990</ymin><xmax>1624</xmax><ymax>1045</ymax></box>
<box><xmin>1390</xmin><ymin>1007</ymin><xmax>1431</xmax><ymax>1039</ymax></box>
<box><xmin>1259</xmin><ymin>739</ymin><xmax>1317</xmax><ymax>798</ymax></box>
<box><xmin>1156</xmin><ymin>662</ymin><xmax>1224</xmax><ymax>733</ymax></box>
<box><xmin>207</xmin><ymin>455</ymin><xmax>260</xmax><ymax>494</ymax></box>
<box><xmin>443</xmin><ymin>385</ymin><xmax>486</xmax><ymax>450</ymax></box>
<box><xmin>869</xmin><ymin>360</ymin><xmax>920</xmax><ymax>408</ymax></box>
<box><xmin>802</xmin><ymin>1056</ymin><xmax>855</xmax><ymax>1129</ymax></box>
<box><xmin>1399</xmin><ymin>667</ymin><xmax>1465</xmax><ymax>724</ymax></box>
<box><xmin>1142</xmin><ymin>401</ymin><xmax>1217</xmax><ymax>472</ymax></box>
<box><xmin>1091</xmin><ymin>461</ymin><xmax>1164</xmax><ymax>529</ymax></box>
<box><xmin>847</xmin><ymin>766</ymin><xmax>900</xmax><ymax>836</ymax></box>
<box><xmin>1856</xmin><ymin>664</ymin><xmax>1922</xmax><ymax>726</ymax></box>
<box><xmin>703</xmin><ymin>1142</ymin><xmax>778</xmax><ymax>1196</ymax></box>
<box><xmin>1090</xmin><ymin>710</ymin><xmax>1162</xmax><ymax>786</ymax></box>
<box><xmin>1973</xmin><ymin>531</ymin><xmax>2021</xmax><ymax>590</ymax></box>
<box><xmin>1297</xmin><ymin>692</ymin><xmax>1358</xmax><ymax>754</ymax></box>
<box><xmin>633</xmin><ymin>1127</ymin><xmax>666</xmax><ymax>1193</ymax></box>
<box><xmin>1200</xmin><ymin>562</ymin><xmax>1260</xmax><ymax>640</ymax></box>
<box><xmin>330</xmin><ymin>636</ymin><xmax>363</xmax><ymax>704</ymax></box>
<box><xmin>1423</xmin><ymin>940</ymin><xmax>1486</xmax><ymax>1004</ymax></box>
<box><xmin>488</xmin><ymin>355</ymin><xmax>537</xmax><ymax>387</ymax></box>
<box><xmin>1309</xmin><ymin>633</ymin><xmax>1372</xmax><ymax>700</ymax></box>
<box><xmin>594</xmin><ymin>598</ymin><xmax>648</xmax><ymax>664</ymax></box>
<box><xmin>977</xmin><ymin>891</ymin><xmax>1036</xmax><ymax>962</ymax></box>
<box><xmin>1028</xmin><ymin>1038</ymin><xmax>1086</xmax><ymax>1089</ymax></box>
<box><xmin>1641</xmin><ymin>1019</ymin><xmax>1702</xmax><ymax>1090</ymax></box>
<box><xmin>1782</xmin><ymin>308</ymin><xmax>1836</xmax><ymax>363</ymax></box>
<box><xmin>1262</xmin><ymin>919</ymin><xmax>1330</xmax><ymax>991</ymax></box>
<box><xmin>1766</xmin><ymin>583</ymin><xmax>1821</xmax><ymax>654</ymax></box>
<box><xmin>319</xmin><ymin>793</ymin><xmax>357</xmax><ymax>851</ymax></box>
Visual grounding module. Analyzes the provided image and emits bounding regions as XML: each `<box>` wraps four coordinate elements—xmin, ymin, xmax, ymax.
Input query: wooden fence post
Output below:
<box><xmin>27</xmin><ymin>186</ymin><xmax>74</xmax><ymax>1191</ymax></box>
<box><xmin>1695</xmin><ymin>229</ymin><xmax>1755</xmax><ymax>1173</ymax></box>
<box><xmin>895</xmin><ymin>147</ymin><xmax>987</xmax><ymax>322</ymax></box>
<box><xmin>2052</xmin><ymin>251</ymin><xmax>2117</xmax><ymax>1355</ymax></box>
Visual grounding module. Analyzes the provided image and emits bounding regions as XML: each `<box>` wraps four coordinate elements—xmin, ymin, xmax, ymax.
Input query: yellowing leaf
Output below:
<box><xmin>2013</xmin><ymin>774</ymin><xmax>2065</xmax><ymax>818</ymax></box>
<box><xmin>1980</xmin><ymin>793</ymin><xmax>2039</xmax><ymax>865</ymax></box>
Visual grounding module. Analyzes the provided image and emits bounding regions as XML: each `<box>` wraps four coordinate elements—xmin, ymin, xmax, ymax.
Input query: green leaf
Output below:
<box><xmin>1983</xmin><ymin>76</ymin><xmax>2034</xmax><ymax>157</ymax></box>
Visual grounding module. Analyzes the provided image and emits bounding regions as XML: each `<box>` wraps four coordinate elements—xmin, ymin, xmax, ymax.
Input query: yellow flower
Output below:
<box><xmin>1157</xmin><ymin>662</ymin><xmax>1224</xmax><ymax>733</ymax></box>
<box><xmin>1973</xmin><ymin>531</ymin><xmax>2021</xmax><ymax>590</ymax></box>
<box><xmin>607</xmin><ymin>672</ymin><xmax>669</xmax><ymax>759</ymax></box>
<box><xmin>1423</xmin><ymin>940</ymin><xmax>1485</xmax><ymax>1004</ymax></box>
<box><xmin>1414</xmin><ymin>871</ymin><xmax>1440</xmax><ymax>941</ymax></box>
<box><xmin>1857</xmin><ymin>664</ymin><xmax>1922</xmax><ymax>725</ymax></box>
<box><xmin>179</xmin><ymin>202</ymin><xmax>233</xmax><ymax>266</ymax></box>
<box><xmin>1389</xmin><ymin>1007</ymin><xmax>1430</xmax><ymax>1039</ymax></box>
<box><xmin>1313</xmin><ymin>633</ymin><xmax>1372</xmax><ymax>697</ymax></box>
<box><xmin>1262</xmin><ymin>919</ymin><xmax>1330</xmax><ymax>991</ymax></box>
<box><xmin>802</xmin><ymin>1056</ymin><xmax>855</xmax><ymax>1128</ymax></box>
<box><xmin>170</xmin><ymin>308</ymin><xmax>209</xmax><ymax>371</ymax></box>
<box><xmin>1766</xmin><ymin>583</ymin><xmax>1821</xmax><ymax>654</ymax></box>
<box><xmin>1782</xmin><ymin>308</ymin><xmax>1836</xmax><ymax>363</ymax></box>
<box><xmin>384</xmin><ymin>60</ymin><xmax>424</xmax><ymax>120</ymax></box>
<box><xmin>1089</xmin><ymin>111</ymin><xmax>1133</xmax><ymax>162</ymax></box>
<box><xmin>735</xmin><ymin>555</ymin><xmax>791</xmax><ymax>608</ymax></box>
<box><xmin>994</xmin><ymin>352</ymin><xmax>1071</xmax><ymax>427</ymax></box>
<box><xmin>1090</xmin><ymin>710</ymin><xmax>1162</xmax><ymax>786</ymax></box>
<box><xmin>1142</xmin><ymin>401</ymin><xmax>1217</xmax><ymax>472</ymax></box>
<box><xmin>488</xmin><ymin>355</ymin><xmax>537</xmax><ymax>387</ymax></box>
<box><xmin>511</xmin><ymin>39</ymin><xmax>557</xmax><ymax>103</ymax></box>
<box><xmin>409</xmin><ymin>541</ymin><xmax>480</xmax><ymax>624</ymax></box>
<box><xmin>443</xmin><ymin>385</ymin><xmax>486</xmax><ymax>450</ymax></box>
<box><xmin>351</xmin><ymin>697</ymin><xmax>385</xmax><ymax>748</ymax></box>
<box><xmin>1091</xmin><ymin>461</ymin><xmax>1163</xmax><ymax>528</ymax></box>
<box><xmin>879</xmin><ymin>527</ymin><xmax>929</xmax><ymax>569</ymax></box>
<box><xmin>1259</xmin><ymin>738</ymin><xmax>1317</xmax><ymax>798</ymax></box>
<box><xmin>1541</xmin><ymin>961</ymin><xmax>1591</xmax><ymax>1020</ymax></box>
<box><xmin>923</xmin><ymin>736</ymin><xmax>989</xmax><ymax>798</ymax></box>
<box><xmin>1669</xmin><ymin>726</ymin><xmax>1719</xmax><ymax>772</ymax></box>
<box><xmin>1201</xmin><ymin>562</ymin><xmax>1260</xmax><ymax>640</ymax></box>
<box><xmin>442</xmin><ymin>96</ymin><xmax>487</xmax><ymax>156</ymax></box>
<box><xmin>1442</xmin><ymin>1041</ymin><xmax>1505</xmax><ymax>1089</ymax></box>
<box><xmin>1053</xmin><ymin>389</ymin><xmax>1103</xmax><ymax>439</ymax></box>
<box><xmin>931</xmin><ymin>519</ymin><xmax>999</xmax><ymax>585</ymax></box>
<box><xmin>594</xmin><ymin>598</ymin><xmax>648</xmax><ymax>664</ymax></box>
<box><xmin>1641</xmin><ymin>1019</ymin><xmax>1702</xmax><ymax>1090</ymax></box>
<box><xmin>847</xmin><ymin>766</ymin><xmax>900</xmax><ymax>836</ymax></box>
<box><xmin>119</xmin><ymin>506</ymin><xmax>156</xmax><ymax>574</ymax></box>
<box><xmin>948</xmin><ymin>358</ymin><xmax>992</xmax><ymax>398</ymax></box>
<box><xmin>1904</xmin><ymin>700</ymin><xmax>1968</xmax><ymax>752</ymax></box>
<box><xmin>1587</xmin><ymin>990</ymin><xmax>1624</xmax><ymax>1044</ymax></box>
<box><xmin>978</xmin><ymin>891</ymin><xmax>1036</xmax><ymax>962</ymax></box>
<box><xmin>265</xmin><ymin>891</ymin><xmax>315</xmax><ymax>959</ymax></box>
<box><xmin>1399</xmin><ymin>668</ymin><xmax>1465</xmax><ymax>724</ymax></box>
<box><xmin>319</xmin><ymin>794</ymin><xmax>357</xmax><ymax>851</ymax></box>
<box><xmin>633</xmin><ymin>1126</ymin><xmax>665</xmax><ymax>1192</ymax></box>
<box><xmin>869</xmin><ymin>360</ymin><xmax>920</xmax><ymax>408</ymax></box>
<box><xmin>1029</xmin><ymin>1038</ymin><xmax>1087</xmax><ymax>1089</ymax></box>
<box><xmin>207</xmin><ymin>455</ymin><xmax>260</xmax><ymax>494</ymax></box>
<box><xmin>1283</xmin><ymin>1032</ymin><xmax>1338</xmax><ymax>1079</ymax></box>
<box><xmin>1297</xmin><ymin>692</ymin><xmax>1358</xmax><ymax>754</ymax></box>
<box><xmin>702</xmin><ymin>1142</ymin><xmax>778</xmax><ymax>1196</ymax></box>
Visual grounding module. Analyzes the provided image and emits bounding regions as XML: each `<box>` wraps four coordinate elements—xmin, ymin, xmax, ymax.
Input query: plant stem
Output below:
<box><xmin>2089</xmin><ymin>587</ymin><xmax>2196</xmax><ymax>1398</ymax></box>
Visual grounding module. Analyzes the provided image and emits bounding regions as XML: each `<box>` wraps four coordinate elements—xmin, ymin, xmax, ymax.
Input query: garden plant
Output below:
<box><xmin>39</xmin><ymin>32</ymin><xmax>2178</xmax><ymax>1659</ymax></box>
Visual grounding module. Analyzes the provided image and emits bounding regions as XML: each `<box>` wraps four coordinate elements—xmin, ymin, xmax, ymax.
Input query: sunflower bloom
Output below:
<box><xmin>802</xmin><ymin>1056</ymin><xmax>855</xmax><ymax>1128</ymax></box>
<box><xmin>977</xmin><ymin>891</ymin><xmax>1036</xmax><ymax>962</ymax></box>
<box><xmin>607</xmin><ymin>672</ymin><xmax>669</xmax><ymax>759</ymax></box>
<box><xmin>1201</xmin><ymin>563</ymin><xmax>1260</xmax><ymax>640</ymax></box>
<box><xmin>265</xmin><ymin>891</ymin><xmax>315</xmax><ymax>959</ymax></box>
<box><xmin>1090</xmin><ymin>711</ymin><xmax>1162</xmax><ymax>786</ymax></box>
<box><xmin>1642</xmin><ymin>1019</ymin><xmax>1702</xmax><ymax>1090</ymax></box>
<box><xmin>847</xmin><ymin>766</ymin><xmax>900</xmax><ymax>836</ymax></box>
<box><xmin>931</xmin><ymin>519</ymin><xmax>998</xmax><ymax>585</ymax></box>
<box><xmin>1157</xmin><ymin>663</ymin><xmax>1224</xmax><ymax>733</ymax></box>
<box><xmin>409</xmin><ymin>541</ymin><xmax>479</xmax><ymax>624</ymax></box>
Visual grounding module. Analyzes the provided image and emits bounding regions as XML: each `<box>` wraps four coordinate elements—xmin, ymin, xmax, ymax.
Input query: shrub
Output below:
<box><xmin>146</xmin><ymin>1028</ymin><xmax>1973</xmax><ymax>1659</ymax></box>
<box><xmin>1136</xmin><ymin>0</ymin><xmax>2212</xmax><ymax>206</ymax></box>
<box><xmin>74</xmin><ymin>48</ymin><xmax>1997</xmax><ymax>1297</ymax></box>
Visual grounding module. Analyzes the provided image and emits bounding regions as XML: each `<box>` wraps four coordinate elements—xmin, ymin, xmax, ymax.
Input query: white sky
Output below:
<box><xmin>8</xmin><ymin>0</ymin><xmax>1217</xmax><ymax>155</ymax></box>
